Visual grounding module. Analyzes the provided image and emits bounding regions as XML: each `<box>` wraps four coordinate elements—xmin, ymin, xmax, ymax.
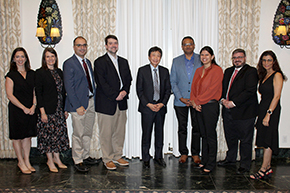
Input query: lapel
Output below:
<box><xmin>72</xmin><ymin>55</ymin><xmax>85</xmax><ymax>74</ymax></box>
<box><xmin>231</xmin><ymin>64</ymin><xmax>248</xmax><ymax>87</ymax></box>
<box><xmin>105</xmin><ymin>53</ymin><xmax>120</xmax><ymax>78</ymax></box>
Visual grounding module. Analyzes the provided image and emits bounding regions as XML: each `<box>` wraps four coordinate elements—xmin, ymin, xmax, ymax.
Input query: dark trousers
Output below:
<box><xmin>174</xmin><ymin>106</ymin><xmax>200</xmax><ymax>156</ymax></box>
<box><xmin>222</xmin><ymin>108</ymin><xmax>255</xmax><ymax>170</ymax></box>
<box><xmin>141</xmin><ymin>110</ymin><xmax>165</xmax><ymax>162</ymax></box>
<box><xmin>196</xmin><ymin>102</ymin><xmax>219</xmax><ymax>171</ymax></box>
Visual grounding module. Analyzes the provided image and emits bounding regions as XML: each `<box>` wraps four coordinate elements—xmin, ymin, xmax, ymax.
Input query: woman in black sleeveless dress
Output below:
<box><xmin>5</xmin><ymin>47</ymin><xmax>37</xmax><ymax>174</ymax></box>
<box><xmin>35</xmin><ymin>48</ymin><xmax>69</xmax><ymax>173</ymax></box>
<box><xmin>250</xmin><ymin>50</ymin><xmax>286</xmax><ymax>180</ymax></box>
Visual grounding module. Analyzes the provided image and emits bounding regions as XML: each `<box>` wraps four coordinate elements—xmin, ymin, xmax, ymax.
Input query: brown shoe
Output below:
<box><xmin>179</xmin><ymin>155</ymin><xmax>188</xmax><ymax>163</ymax></box>
<box><xmin>192</xmin><ymin>155</ymin><xmax>201</xmax><ymax>164</ymax></box>
<box><xmin>105</xmin><ymin>161</ymin><xmax>117</xmax><ymax>170</ymax></box>
<box><xmin>113</xmin><ymin>158</ymin><xmax>129</xmax><ymax>166</ymax></box>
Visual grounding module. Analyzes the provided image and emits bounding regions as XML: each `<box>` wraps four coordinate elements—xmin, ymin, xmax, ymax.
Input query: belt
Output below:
<box><xmin>89</xmin><ymin>95</ymin><xmax>94</xmax><ymax>99</ymax></box>
<box><xmin>207</xmin><ymin>99</ymin><xmax>217</xmax><ymax>104</ymax></box>
<box><xmin>153</xmin><ymin>100</ymin><xmax>159</xmax><ymax>103</ymax></box>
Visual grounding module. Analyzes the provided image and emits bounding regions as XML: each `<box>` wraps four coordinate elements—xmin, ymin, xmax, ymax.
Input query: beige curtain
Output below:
<box><xmin>0</xmin><ymin>0</ymin><xmax>22</xmax><ymax>158</ymax></box>
<box><xmin>217</xmin><ymin>0</ymin><xmax>261</xmax><ymax>160</ymax></box>
<box><xmin>72</xmin><ymin>0</ymin><xmax>117</xmax><ymax>158</ymax></box>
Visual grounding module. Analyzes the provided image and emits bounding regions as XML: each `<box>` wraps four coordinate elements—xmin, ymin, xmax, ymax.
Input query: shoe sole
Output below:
<box><xmin>112</xmin><ymin>160</ymin><xmax>129</xmax><ymax>166</ymax></box>
<box><xmin>104</xmin><ymin>165</ymin><xmax>117</xmax><ymax>170</ymax></box>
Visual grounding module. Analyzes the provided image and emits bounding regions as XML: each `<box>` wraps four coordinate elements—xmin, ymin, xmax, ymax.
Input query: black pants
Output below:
<box><xmin>222</xmin><ymin>108</ymin><xmax>255</xmax><ymax>170</ymax></box>
<box><xmin>174</xmin><ymin>106</ymin><xmax>200</xmax><ymax>156</ymax></box>
<box><xmin>141</xmin><ymin>110</ymin><xmax>166</xmax><ymax>162</ymax></box>
<box><xmin>196</xmin><ymin>102</ymin><xmax>219</xmax><ymax>171</ymax></box>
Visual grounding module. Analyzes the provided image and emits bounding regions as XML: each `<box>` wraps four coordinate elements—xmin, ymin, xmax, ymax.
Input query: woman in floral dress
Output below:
<box><xmin>35</xmin><ymin>47</ymin><xmax>69</xmax><ymax>173</ymax></box>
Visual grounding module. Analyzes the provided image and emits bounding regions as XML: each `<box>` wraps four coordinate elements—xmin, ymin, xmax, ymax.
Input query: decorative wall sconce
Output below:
<box><xmin>272</xmin><ymin>0</ymin><xmax>290</xmax><ymax>49</ymax></box>
<box><xmin>36</xmin><ymin>0</ymin><xmax>62</xmax><ymax>48</ymax></box>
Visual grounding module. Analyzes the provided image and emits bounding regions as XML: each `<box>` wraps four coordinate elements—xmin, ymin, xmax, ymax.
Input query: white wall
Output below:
<box><xmin>259</xmin><ymin>0</ymin><xmax>290</xmax><ymax>147</ymax></box>
<box><xmin>21</xmin><ymin>0</ymin><xmax>75</xmax><ymax>146</ymax></box>
<box><xmin>20</xmin><ymin>0</ymin><xmax>290</xmax><ymax>147</ymax></box>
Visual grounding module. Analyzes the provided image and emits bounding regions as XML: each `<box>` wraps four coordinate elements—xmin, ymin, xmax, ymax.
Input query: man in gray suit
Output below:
<box><xmin>170</xmin><ymin>36</ymin><xmax>202</xmax><ymax>164</ymax></box>
<box><xmin>63</xmin><ymin>36</ymin><xmax>99</xmax><ymax>172</ymax></box>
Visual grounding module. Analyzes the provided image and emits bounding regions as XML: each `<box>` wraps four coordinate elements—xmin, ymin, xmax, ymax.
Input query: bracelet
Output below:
<box><xmin>33</xmin><ymin>103</ymin><xmax>37</xmax><ymax>107</ymax></box>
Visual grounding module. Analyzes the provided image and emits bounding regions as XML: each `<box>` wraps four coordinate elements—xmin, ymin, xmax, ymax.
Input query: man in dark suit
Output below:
<box><xmin>63</xmin><ymin>36</ymin><xmax>99</xmax><ymax>172</ymax></box>
<box><xmin>136</xmin><ymin>46</ymin><xmax>171</xmax><ymax>168</ymax></box>
<box><xmin>218</xmin><ymin>48</ymin><xmax>258</xmax><ymax>174</ymax></box>
<box><xmin>94</xmin><ymin>35</ymin><xmax>132</xmax><ymax>170</ymax></box>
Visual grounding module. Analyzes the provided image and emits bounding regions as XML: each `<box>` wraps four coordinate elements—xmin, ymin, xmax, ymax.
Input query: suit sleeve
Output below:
<box><xmin>120</xmin><ymin>59</ymin><xmax>132</xmax><ymax>96</ymax></box>
<box><xmin>63</xmin><ymin>61</ymin><xmax>82</xmax><ymax>109</ymax></box>
<box><xmin>136</xmin><ymin>68</ymin><xmax>150</xmax><ymax>106</ymax></box>
<box><xmin>170</xmin><ymin>59</ymin><xmax>182</xmax><ymax>100</ymax></box>
<box><xmin>232</xmin><ymin>68</ymin><xmax>258</xmax><ymax>107</ymax></box>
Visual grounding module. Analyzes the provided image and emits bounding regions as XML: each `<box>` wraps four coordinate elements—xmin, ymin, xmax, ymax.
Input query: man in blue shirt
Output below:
<box><xmin>170</xmin><ymin>36</ymin><xmax>202</xmax><ymax>164</ymax></box>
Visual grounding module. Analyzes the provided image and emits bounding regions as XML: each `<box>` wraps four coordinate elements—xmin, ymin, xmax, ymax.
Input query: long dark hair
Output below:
<box><xmin>9</xmin><ymin>47</ymin><xmax>31</xmax><ymax>71</ymax></box>
<box><xmin>199</xmin><ymin>46</ymin><xmax>218</xmax><ymax>65</ymax></box>
<box><xmin>41</xmin><ymin>47</ymin><xmax>58</xmax><ymax>70</ymax></box>
<box><xmin>257</xmin><ymin>50</ymin><xmax>287</xmax><ymax>83</ymax></box>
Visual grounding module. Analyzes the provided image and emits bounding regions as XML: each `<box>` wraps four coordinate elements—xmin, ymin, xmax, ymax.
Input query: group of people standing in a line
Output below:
<box><xmin>5</xmin><ymin>35</ymin><xmax>286</xmax><ymax>181</ymax></box>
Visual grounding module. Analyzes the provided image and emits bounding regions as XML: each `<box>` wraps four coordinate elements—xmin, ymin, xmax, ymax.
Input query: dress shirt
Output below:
<box><xmin>150</xmin><ymin>64</ymin><xmax>160</xmax><ymax>90</ymax></box>
<box><xmin>184</xmin><ymin>55</ymin><xmax>194</xmax><ymax>81</ymax></box>
<box><xmin>107</xmin><ymin>52</ymin><xmax>123</xmax><ymax>89</ymax></box>
<box><xmin>190</xmin><ymin>64</ymin><xmax>223</xmax><ymax>106</ymax></box>
<box><xmin>74</xmin><ymin>54</ymin><xmax>94</xmax><ymax>96</ymax></box>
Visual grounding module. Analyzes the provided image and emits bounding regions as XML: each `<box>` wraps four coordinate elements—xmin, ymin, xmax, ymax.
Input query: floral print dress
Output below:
<box><xmin>37</xmin><ymin>69</ymin><xmax>69</xmax><ymax>154</ymax></box>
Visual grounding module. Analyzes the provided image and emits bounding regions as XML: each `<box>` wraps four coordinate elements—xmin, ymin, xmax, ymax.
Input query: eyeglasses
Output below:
<box><xmin>262</xmin><ymin>59</ymin><xmax>273</xmax><ymax>63</ymax></box>
<box><xmin>232</xmin><ymin>56</ymin><xmax>245</xmax><ymax>60</ymax></box>
<box><xmin>182</xmin><ymin>43</ymin><xmax>193</xmax><ymax>46</ymax></box>
<box><xmin>74</xmin><ymin>44</ymin><xmax>87</xmax><ymax>47</ymax></box>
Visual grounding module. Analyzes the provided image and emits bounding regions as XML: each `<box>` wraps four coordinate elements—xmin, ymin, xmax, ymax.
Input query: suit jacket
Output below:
<box><xmin>222</xmin><ymin>64</ymin><xmax>258</xmax><ymax>120</ymax></box>
<box><xmin>35</xmin><ymin>67</ymin><xmax>65</xmax><ymax>114</ymax></box>
<box><xmin>170</xmin><ymin>53</ymin><xmax>202</xmax><ymax>106</ymax></box>
<box><xmin>63</xmin><ymin>54</ymin><xmax>96</xmax><ymax>112</ymax></box>
<box><xmin>136</xmin><ymin>64</ymin><xmax>171</xmax><ymax>114</ymax></box>
<box><xmin>94</xmin><ymin>53</ymin><xmax>132</xmax><ymax>115</ymax></box>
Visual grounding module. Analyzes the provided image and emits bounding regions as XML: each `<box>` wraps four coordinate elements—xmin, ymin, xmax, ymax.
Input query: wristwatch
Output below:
<box><xmin>267</xmin><ymin>109</ymin><xmax>272</xmax><ymax>115</ymax></box>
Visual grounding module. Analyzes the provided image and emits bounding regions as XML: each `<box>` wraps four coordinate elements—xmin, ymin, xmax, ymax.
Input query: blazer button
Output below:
<box><xmin>188</xmin><ymin>90</ymin><xmax>190</xmax><ymax>92</ymax></box>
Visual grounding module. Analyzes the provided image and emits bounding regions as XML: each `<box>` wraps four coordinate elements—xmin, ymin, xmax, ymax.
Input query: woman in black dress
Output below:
<box><xmin>35</xmin><ymin>48</ymin><xmax>69</xmax><ymax>173</ymax></box>
<box><xmin>5</xmin><ymin>47</ymin><xmax>37</xmax><ymax>174</ymax></box>
<box><xmin>250</xmin><ymin>50</ymin><xmax>286</xmax><ymax>180</ymax></box>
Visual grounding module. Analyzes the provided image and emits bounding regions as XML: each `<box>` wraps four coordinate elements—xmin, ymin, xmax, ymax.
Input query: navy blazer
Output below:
<box><xmin>63</xmin><ymin>54</ymin><xmax>96</xmax><ymax>112</ymax></box>
<box><xmin>94</xmin><ymin>53</ymin><xmax>132</xmax><ymax>115</ymax></box>
<box><xmin>35</xmin><ymin>67</ymin><xmax>65</xmax><ymax>114</ymax></box>
<box><xmin>170</xmin><ymin>53</ymin><xmax>202</xmax><ymax>106</ymax></box>
<box><xmin>222</xmin><ymin>64</ymin><xmax>258</xmax><ymax>120</ymax></box>
<box><xmin>136</xmin><ymin>64</ymin><xmax>171</xmax><ymax>114</ymax></box>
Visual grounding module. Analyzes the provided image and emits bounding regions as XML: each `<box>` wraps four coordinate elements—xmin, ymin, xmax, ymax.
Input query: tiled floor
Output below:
<box><xmin>0</xmin><ymin>155</ymin><xmax>290</xmax><ymax>190</ymax></box>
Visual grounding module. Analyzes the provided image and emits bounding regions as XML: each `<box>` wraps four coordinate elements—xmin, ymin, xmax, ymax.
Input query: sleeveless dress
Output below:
<box><xmin>255</xmin><ymin>72</ymin><xmax>280</xmax><ymax>155</ymax></box>
<box><xmin>6</xmin><ymin>70</ymin><xmax>37</xmax><ymax>139</ymax></box>
<box><xmin>37</xmin><ymin>69</ymin><xmax>69</xmax><ymax>154</ymax></box>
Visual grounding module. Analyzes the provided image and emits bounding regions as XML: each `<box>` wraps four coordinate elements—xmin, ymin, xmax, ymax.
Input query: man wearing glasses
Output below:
<box><xmin>170</xmin><ymin>36</ymin><xmax>202</xmax><ymax>164</ymax></box>
<box><xmin>63</xmin><ymin>36</ymin><xmax>99</xmax><ymax>172</ymax></box>
<box><xmin>218</xmin><ymin>48</ymin><xmax>258</xmax><ymax>174</ymax></box>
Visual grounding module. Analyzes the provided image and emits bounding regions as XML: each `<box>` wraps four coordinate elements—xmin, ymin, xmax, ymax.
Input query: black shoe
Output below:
<box><xmin>237</xmin><ymin>167</ymin><xmax>249</xmax><ymax>174</ymax></box>
<box><xmin>217</xmin><ymin>159</ymin><xmax>236</xmax><ymax>166</ymax></box>
<box><xmin>154</xmin><ymin>158</ymin><xmax>166</xmax><ymax>167</ymax></box>
<box><xmin>83</xmin><ymin>157</ymin><xmax>101</xmax><ymax>165</ymax></box>
<box><xmin>143</xmin><ymin>161</ymin><xmax>150</xmax><ymax>169</ymax></box>
<box><xmin>74</xmin><ymin>163</ymin><xmax>89</xmax><ymax>172</ymax></box>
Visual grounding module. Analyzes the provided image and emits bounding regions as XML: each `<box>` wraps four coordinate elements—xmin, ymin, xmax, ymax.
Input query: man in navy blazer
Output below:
<box><xmin>136</xmin><ymin>46</ymin><xmax>171</xmax><ymax>168</ymax></box>
<box><xmin>170</xmin><ymin>36</ymin><xmax>202</xmax><ymax>164</ymax></box>
<box><xmin>94</xmin><ymin>35</ymin><xmax>132</xmax><ymax>170</ymax></box>
<box><xmin>218</xmin><ymin>48</ymin><xmax>258</xmax><ymax>174</ymax></box>
<box><xmin>63</xmin><ymin>36</ymin><xmax>99</xmax><ymax>172</ymax></box>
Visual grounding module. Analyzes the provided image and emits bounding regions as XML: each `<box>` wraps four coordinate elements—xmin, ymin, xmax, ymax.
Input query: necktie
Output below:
<box><xmin>153</xmin><ymin>68</ymin><xmax>160</xmax><ymax>101</ymax></box>
<box><xmin>82</xmin><ymin>59</ymin><xmax>93</xmax><ymax>93</ymax></box>
<box><xmin>226</xmin><ymin>69</ymin><xmax>238</xmax><ymax>100</ymax></box>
